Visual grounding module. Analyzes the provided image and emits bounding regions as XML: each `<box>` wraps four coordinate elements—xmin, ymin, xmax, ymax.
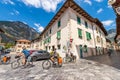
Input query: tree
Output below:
<box><xmin>4</xmin><ymin>43</ymin><xmax>15</xmax><ymax>49</ymax></box>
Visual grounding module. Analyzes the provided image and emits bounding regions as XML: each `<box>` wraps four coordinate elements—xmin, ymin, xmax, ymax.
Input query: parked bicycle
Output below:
<box><xmin>63</xmin><ymin>54</ymin><xmax>76</xmax><ymax>63</ymax></box>
<box><xmin>0</xmin><ymin>56</ymin><xmax>11</xmax><ymax>65</ymax></box>
<box><xmin>42</xmin><ymin>57</ymin><xmax>62</xmax><ymax>70</ymax></box>
<box><xmin>11</xmin><ymin>55</ymin><xmax>33</xmax><ymax>69</ymax></box>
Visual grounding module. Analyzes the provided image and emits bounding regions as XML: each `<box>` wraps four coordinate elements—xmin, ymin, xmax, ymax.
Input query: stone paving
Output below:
<box><xmin>85</xmin><ymin>51</ymin><xmax>120</xmax><ymax>69</ymax></box>
<box><xmin>0</xmin><ymin>59</ymin><xmax>120</xmax><ymax>80</ymax></box>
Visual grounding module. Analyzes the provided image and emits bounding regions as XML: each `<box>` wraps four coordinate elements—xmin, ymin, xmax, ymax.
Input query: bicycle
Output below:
<box><xmin>11</xmin><ymin>55</ymin><xmax>33</xmax><ymax>69</ymax></box>
<box><xmin>63</xmin><ymin>54</ymin><xmax>76</xmax><ymax>63</ymax></box>
<box><xmin>42</xmin><ymin>57</ymin><xmax>62</xmax><ymax>70</ymax></box>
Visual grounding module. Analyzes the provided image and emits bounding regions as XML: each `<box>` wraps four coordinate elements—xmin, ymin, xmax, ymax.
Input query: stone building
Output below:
<box><xmin>15</xmin><ymin>39</ymin><xmax>31</xmax><ymax>52</ymax></box>
<box><xmin>31</xmin><ymin>0</ymin><xmax>107</xmax><ymax>59</ymax></box>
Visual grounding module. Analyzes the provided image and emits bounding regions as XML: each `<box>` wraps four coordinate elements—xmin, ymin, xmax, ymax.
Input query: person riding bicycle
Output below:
<box><xmin>20</xmin><ymin>47</ymin><xmax>30</xmax><ymax>65</ymax></box>
<box><xmin>51</xmin><ymin>48</ymin><xmax>60</xmax><ymax>64</ymax></box>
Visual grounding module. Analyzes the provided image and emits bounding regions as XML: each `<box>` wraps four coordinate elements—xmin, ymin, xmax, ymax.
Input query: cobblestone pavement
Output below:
<box><xmin>0</xmin><ymin>58</ymin><xmax>120</xmax><ymax>80</ymax></box>
<box><xmin>85</xmin><ymin>51</ymin><xmax>120</xmax><ymax>69</ymax></box>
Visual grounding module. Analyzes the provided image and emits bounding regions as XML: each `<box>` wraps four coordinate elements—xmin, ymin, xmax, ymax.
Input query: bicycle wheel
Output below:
<box><xmin>42</xmin><ymin>60</ymin><xmax>51</xmax><ymax>70</ymax></box>
<box><xmin>11</xmin><ymin>61</ymin><xmax>20</xmax><ymax>69</ymax></box>
<box><xmin>63</xmin><ymin>57</ymin><xmax>71</xmax><ymax>63</ymax></box>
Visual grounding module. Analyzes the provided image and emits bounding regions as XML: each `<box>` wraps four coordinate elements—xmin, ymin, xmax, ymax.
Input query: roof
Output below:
<box><xmin>39</xmin><ymin>0</ymin><xmax>107</xmax><ymax>37</ymax></box>
<box><xmin>16</xmin><ymin>39</ymin><xmax>31</xmax><ymax>43</ymax></box>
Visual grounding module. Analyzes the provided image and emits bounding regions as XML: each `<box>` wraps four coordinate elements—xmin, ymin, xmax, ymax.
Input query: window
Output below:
<box><xmin>96</xmin><ymin>27</ymin><xmax>99</xmax><ymax>33</ymax></box>
<box><xmin>44</xmin><ymin>40</ymin><xmax>46</xmax><ymax>44</ymax></box>
<box><xmin>48</xmin><ymin>37</ymin><xmax>51</xmax><ymax>43</ymax></box>
<box><xmin>49</xmin><ymin>46</ymin><xmax>51</xmax><ymax>50</ymax></box>
<box><xmin>78</xmin><ymin>29</ymin><xmax>82</xmax><ymax>38</ymax></box>
<box><xmin>77</xmin><ymin>16</ymin><xmax>81</xmax><ymax>24</ymax></box>
<box><xmin>27</xmin><ymin>46</ymin><xmax>30</xmax><ymax>48</ymax></box>
<box><xmin>50</xmin><ymin>29</ymin><xmax>51</xmax><ymax>34</ymax></box>
<box><xmin>85</xmin><ymin>21</ymin><xmax>88</xmax><ymax>28</ymax></box>
<box><xmin>57</xmin><ymin>45</ymin><xmax>61</xmax><ymax>49</ymax></box>
<box><xmin>46</xmin><ymin>32</ymin><xmax>48</xmax><ymax>37</ymax></box>
<box><xmin>58</xmin><ymin>20</ymin><xmax>61</xmax><ymax>28</ymax></box>
<box><xmin>86</xmin><ymin>32</ymin><xmax>91</xmax><ymax>40</ymax></box>
<box><xmin>18</xmin><ymin>45</ymin><xmax>21</xmax><ymax>48</ymax></box>
<box><xmin>57</xmin><ymin>31</ymin><xmax>61</xmax><ymax>40</ymax></box>
<box><xmin>84</xmin><ymin>45</ymin><xmax>88</xmax><ymax>53</ymax></box>
<box><xmin>97</xmin><ymin>36</ymin><xmax>100</xmax><ymax>43</ymax></box>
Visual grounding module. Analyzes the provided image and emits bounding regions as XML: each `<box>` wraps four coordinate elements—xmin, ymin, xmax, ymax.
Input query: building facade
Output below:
<box><xmin>15</xmin><ymin>39</ymin><xmax>31</xmax><ymax>52</ymax></box>
<box><xmin>31</xmin><ymin>0</ymin><xmax>107</xmax><ymax>59</ymax></box>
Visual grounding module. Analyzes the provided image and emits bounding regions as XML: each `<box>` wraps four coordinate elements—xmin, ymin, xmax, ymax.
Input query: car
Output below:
<box><xmin>29</xmin><ymin>50</ymin><xmax>38</xmax><ymax>55</ymax></box>
<box><xmin>4</xmin><ymin>49</ymin><xmax>11</xmax><ymax>54</ymax></box>
<box><xmin>30</xmin><ymin>50</ymin><xmax>51</xmax><ymax>61</ymax></box>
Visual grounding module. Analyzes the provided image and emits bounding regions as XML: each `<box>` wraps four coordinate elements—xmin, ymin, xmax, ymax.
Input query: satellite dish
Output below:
<box><xmin>108</xmin><ymin>0</ymin><xmax>116</xmax><ymax>5</ymax></box>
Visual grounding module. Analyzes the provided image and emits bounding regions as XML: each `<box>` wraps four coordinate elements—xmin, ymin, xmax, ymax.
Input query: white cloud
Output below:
<box><xmin>2</xmin><ymin>0</ymin><xmax>15</xmax><ymax>5</ymax></box>
<box><xmin>84</xmin><ymin>0</ymin><xmax>92</xmax><ymax>5</ymax></box>
<box><xmin>10</xmin><ymin>10</ymin><xmax>20</xmax><ymax>15</ymax></box>
<box><xmin>10</xmin><ymin>12</ymin><xmax>14</xmax><ymax>15</ymax></box>
<box><xmin>14</xmin><ymin>10</ymin><xmax>20</xmax><ymax>15</ymax></box>
<box><xmin>34</xmin><ymin>23</ymin><xmax>44</xmax><ymax>32</ymax></box>
<box><xmin>22</xmin><ymin>21</ymin><xmax>27</xmax><ymax>25</ymax></box>
<box><xmin>102</xmin><ymin>20</ymin><xmax>114</xmax><ymax>26</ymax></box>
<box><xmin>94</xmin><ymin>0</ymin><xmax>103</xmax><ymax>2</ymax></box>
<box><xmin>97</xmin><ymin>8</ymin><xmax>103</xmax><ymax>14</ymax></box>
<box><xmin>21</xmin><ymin>0</ymin><xmax>63</xmax><ymax>12</ymax></box>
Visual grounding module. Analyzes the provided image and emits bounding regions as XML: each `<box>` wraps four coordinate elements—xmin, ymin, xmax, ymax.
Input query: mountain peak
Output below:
<box><xmin>0</xmin><ymin>21</ymin><xmax>39</xmax><ymax>43</ymax></box>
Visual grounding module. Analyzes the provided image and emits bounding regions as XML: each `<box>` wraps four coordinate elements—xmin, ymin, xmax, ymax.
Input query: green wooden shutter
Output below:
<box><xmin>86</xmin><ymin>32</ymin><xmax>91</xmax><ymax>40</ymax></box>
<box><xmin>89</xmin><ymin>33</ymin><xmax>91</xmax><ymax>39</ymax></box>
<box><xmin>78</xmin><ymin>29</ymin><xmax>82</xmax><ymax>38</ymax></box>
<box><xmin>57</xmin><ymin>31</ymin><xmax>61</xmax><ymax>39</ymax></box>
<box><xmin>58</xmin><ymin>20</ymin><xmax>61</xmax><ymax>28</ymax></box>
<box><xmin>48</xmin><ymin>37</ymin><xmax>51</xmax><ymax>43</ymax></box>
<box><xmin>86</xmin><ymin>32</ymin><xmax>89</xmax><ymax>40</ymax></box>
<box><xmin>77</xmin><ymin>16</ymin><xmax>81</xmax><ymax>24</ymax></box>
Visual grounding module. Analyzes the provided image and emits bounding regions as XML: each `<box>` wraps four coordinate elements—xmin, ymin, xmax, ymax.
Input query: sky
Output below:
<box><xmin>0</xmin><ymin>0</ymin><xmax>116</xmax><ymax>32</ymax></box>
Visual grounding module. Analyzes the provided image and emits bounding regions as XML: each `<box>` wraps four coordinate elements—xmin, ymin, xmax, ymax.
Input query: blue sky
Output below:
<box><xmin>0</xmin><ymin>0</ymin><xmax>116</xmax><ymax>32</ymax></box>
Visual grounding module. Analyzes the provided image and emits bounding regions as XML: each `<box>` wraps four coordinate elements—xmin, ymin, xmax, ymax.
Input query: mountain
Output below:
<box><xmin>0</xmin><ymin>21</ymin><xmax>39</xmax><ymax>43</ymax></box>
<box><xmin>107</xmin><ymin>29</ymin><xmax>116</xmax><ymax>42</ymax></box>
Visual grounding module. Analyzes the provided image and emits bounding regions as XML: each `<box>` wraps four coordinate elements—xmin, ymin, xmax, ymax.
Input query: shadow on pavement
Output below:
<box><xmin>84</xmin><ymin>51</ymin><xmax>120</xmax><ymax>69</ymax></box>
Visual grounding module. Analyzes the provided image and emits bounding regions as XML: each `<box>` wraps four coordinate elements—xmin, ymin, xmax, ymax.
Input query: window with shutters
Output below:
<box><xmin>57</xmin><ymin>31</ymin><xmax>61</xmax><ymax>40</ymax></box>
<box><xmin>86</xmin><ymin>32</ymin><xmax>91</xmax><ymax>40</ymax></box>
<box><xmin>84</xmin><ymin>45</ymin><xmax>88</xmax><ymax>53</ymax></box>
<box><xmin>77</xmin><ymin>16</ymin><xmax>81</xmax><ymax>24</ymax></box>
<box><xmin>57</xmin><ymin>45</ymin><xmax>61</xmax><ymax>50</ymax></box>
<box><xmin>58</xmin><ymin>20</ymin><xmax>61</xmax><ymax>28</ymax></box>
<box><xmin>78</xmin><ymin>29</ymin><xmax>82</xmax><ymax>39</ymax></box>
<box><xmin>48</xmin><ymin>37</ymin><xmax>51</xmax><ymax>43</ymax></box>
